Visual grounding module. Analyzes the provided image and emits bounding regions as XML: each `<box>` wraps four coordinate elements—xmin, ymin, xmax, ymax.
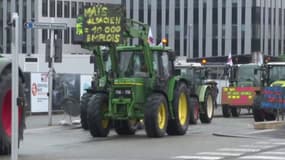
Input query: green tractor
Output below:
<box><xmin>76</xmin><ymin>4</ymin><xmax>191</xmax><ymax>137</ymax></box>
<box><xmin>221</xmin><ymin>63</ymin><xmax>262</xmax><ymax>118</ymax></box>
<box><xmin>0</xmin><ymin>57</ymin><xmax>26</xmax><ymax>154</ymax></box>
<box><xmin>80</xmin><ymin>46</ymin><xmax>111</xmax><ymax>130</ymax></box>
<box><xmin>174</xmin><ymin>59</ymin><xmax>216</xmax><ymax>124</ymax></box>
<box><xmin>252</xmin><ymin>62</ymin><xmax>285</xmax><ymax>122</ymax></box>
<box><xmin>86</xmin><ymin>25</ymin><xmax>191</xmax><ymax>138</ymax></box>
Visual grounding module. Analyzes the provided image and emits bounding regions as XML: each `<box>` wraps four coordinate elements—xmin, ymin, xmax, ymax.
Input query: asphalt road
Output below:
<box><xmin>2</xmin><ymin>108</ymin><xmax>285</xmax><ymax>160</ymax></box>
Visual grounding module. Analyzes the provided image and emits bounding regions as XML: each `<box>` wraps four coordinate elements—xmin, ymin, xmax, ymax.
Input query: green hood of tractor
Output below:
<box><xmin>271</xmin><ymin>80</ymin><xmax>285</xmax><ymax>87</ymax></box>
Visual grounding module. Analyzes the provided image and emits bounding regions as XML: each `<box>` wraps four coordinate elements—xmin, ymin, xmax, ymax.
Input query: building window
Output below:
<box><xmin>64</xmin><ymin>28</ymin><xmax>70</xmax><ymax>44</ymax></box>
<box><xmin>166</xmin><ymin>0</ymin><xmax>169</xmax><ymax>25</ymax></box>
<box><xmin>55</xmin><ymin>30</ymin><xmax>62</xmax><ymax>40</ymax></box>
<box><xmin>139</xmin><ymin>0</ymin><xmax>144</xmax><ymax>22</ymax></box>
<box><xmin>175</xmin><ymin>0</ymin><xmax>180</xmax><ymax>25</ymax></box>
<box><xmin>71</xmin><ymin>27</ymin><xmax>76</xmax><ymax>44</ymax></box>
<box><xmin>42</xmin><ymin>0</ymin><xmax>48</xmax><ymax>17</ymax></box>
<box><xmin>85</xmin><ymin>2</ymin><xmax>91</xmax><ymax>7</ymax></box>
<box><xmin>50</xmin><ymin>0</ymin><xmax>55</xmax><ymax>17</ymax></box>
<box><xmin>57</xmin><ymin>0</ymin><xmax>63</xmax><ymax>17</ymax></box>
<box><xmin>42</xmin><ymin>29</ymin><xmax>48</xmax><ymax>43</ymax></box>
<box><xmin>78</xmin><ymin>2</ymin><xmax>84</xmax><ymax>15</ymax></box>
<box><xmin>64</xmin><ymin>1</ymin><xmax>70</xmax><ymax>18</ymax></box>
<box><xmin>71</xmin><ymin>2</ymin><xmax>77</xmax><ymax>18</ymax></box>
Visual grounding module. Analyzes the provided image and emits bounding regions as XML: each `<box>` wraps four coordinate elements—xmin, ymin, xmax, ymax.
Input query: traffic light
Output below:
<box><xmin>45</xmin><ymin>39</ymin><xmax>51</xmax><ymax>63</ymax></box>
<box><xmin>54</xmin><ymin>38</ymin><xmax>62</xmax><ymax>63</ymax></box>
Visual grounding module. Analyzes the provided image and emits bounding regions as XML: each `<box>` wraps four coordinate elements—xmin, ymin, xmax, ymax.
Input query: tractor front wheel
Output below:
<box><xmin>253</xmin><ymin>95</ymin><xmax>265</xmax><ymax>122</ymax></box>
<box><xmin>87</xmin><ymin>93</ymin><xmax>110</xmax><ymax>137</ymax></box>
<box><xmin>144</xmin><ymin>94</ymin><xmax>168</xmax><ymax>137</ymax></box>
<box><xmin>200</xmin><ymin>90</ymin><xmax>214</xmax><ymax>123</ymax></box>
<box><xmin>80</xmin><ymin>93</ymin><xmax>92</xmax><ymax>130</ymax></box>
<box><xmin>167</xmin><ymin>83</ymin><xmax>190</xmax><ymax>135</ymax></box>
<box><xmin>189</xmin><ymin>97</ymin><xmax>199</xmax><ymax>124</ymax></box>
<box><xmin>222</xmin><ymin>105</ymin><xmax>231</xmax><ymax>118</ymax></box>
<box><xmin>0</xmin><ymin>68</ymin><xmax>25</xmax><ymax>154</ymax></box>
<box><xmin>231</xmin><ymin>108</ymin><xmax>241</xmax><ymax>117</ymax></box>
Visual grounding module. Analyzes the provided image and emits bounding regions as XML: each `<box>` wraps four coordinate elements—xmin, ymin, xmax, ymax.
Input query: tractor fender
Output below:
<box><xmin>167</xmin><ymin>77</ymin><xmax>188</xmax><ymax>103</ymax></box>
<box><xmin>0</xmin><ymin>60</ymin><xmax>25</xmax><ymax>83</ymax></box>
<box><xmin>197</xmin><ymin>85</ymin><xmax>211</xmax><ymax>103</ymax></box>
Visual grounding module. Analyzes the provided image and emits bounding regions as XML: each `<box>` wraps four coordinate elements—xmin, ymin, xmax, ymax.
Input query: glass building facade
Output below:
<box><xmin>122</xmin><ymin>0</ymin><xmax>285</xmax><ymax>58</ymax></box>
<box><xmin>1</xmin><ymin>0</ymin><xmax>285</xmax><ymax>59</ymax></box>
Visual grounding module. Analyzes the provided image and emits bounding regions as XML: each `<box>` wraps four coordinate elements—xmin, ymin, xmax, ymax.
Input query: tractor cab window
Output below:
<box><xmin>152</xmin><ymin>51</ymin><xmax>171</xmax><ymax>78</ymax></box>
<box><xmin>118</xmin><ymin>51</ymin><xmax>147</xmax><ymax>77</ymax></box>
<box><xmin>269</xmin><ymin>65</ymin><xmax>285</xmax><ymax>83</ymax></box>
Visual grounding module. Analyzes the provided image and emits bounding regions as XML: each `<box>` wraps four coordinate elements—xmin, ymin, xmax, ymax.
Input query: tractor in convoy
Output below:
<box><xmin>80</xmin><ymin>46</ymin><xmax>111</xmax><ymax>130</ymax></box>
<box><xmin>76</xmin><ymin>4</ymin><xmax>191</xmax><ymax>137</ymax></box>
<box><xmin>174</xmin><ymin>59</ymin><xmax>216</xmax><ymax>124</ymax></box>
<box><xmin>221</xmin><ymin>63</ymin><xmax>262</xmax><ymax>117</ymax></box>
<box><xmin>0</xmin><ymin>57</ymin><xmax>26</xmax><ymax>154</ymax></box>
<box><xmin>252</xmin><ymin>61</ymin><xmax>285</xmax><ymax>122</ymax></box>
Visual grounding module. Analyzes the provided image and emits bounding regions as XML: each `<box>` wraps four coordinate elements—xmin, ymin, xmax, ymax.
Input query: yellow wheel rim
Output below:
<box><xmin>158</xmin><ymin>102</ymin><xmax>166</xmax><ymax>129</ymax></box>
<box><xmin>178</xmin><ymin>93</ymin><xmax>188</xmax><ymax>125</ymax></box>
<box><xmin>101</xmin><ymin>104</ymin><xmax>109</xmax><ymax>129</ymax></box>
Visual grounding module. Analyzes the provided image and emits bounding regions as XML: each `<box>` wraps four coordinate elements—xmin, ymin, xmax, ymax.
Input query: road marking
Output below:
<box><xmin>247</xmin><ymin>129</ymin><xmax>276</xmax><ymax>134</ymax></box>
<box><xmin>255</xmin><ymin>141</ymin><xmax>272</xmax><ymax>145</ymax></box>
<box><xmin>272</xmin><ymin>142</ymin><xmax>285</xmax><ymax>145</ymax></box>
<box><xmin>173</xmin><ymin>156</ymin><xmax>222</xmax><ymax>160</ymax></box>
<box><xmin>261</xmin><ymin>152</ymin><xmax>285</xmax><ymax>155</ymax></box>
<box><xmin>240</xmin><ymin>144</ymin><xmax>275</xmax><ymax>149</ymax></box>
<box><xmin>240</xmin><ymin>155</ymin><xmax>285</xmax><ymax>159</ymax></box>
<box><xmin>218</xmin><ymin>148</ymin><xmax>260</xmax><ymax>152</ymax></box>
<box><xmin>198</xmin><ymin>152</ymin><xmax>243</xmax><ymax>156</ymax></box>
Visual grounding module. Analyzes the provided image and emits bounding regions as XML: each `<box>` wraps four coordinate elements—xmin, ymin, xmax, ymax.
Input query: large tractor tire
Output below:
<box><xmin>253</xmin><ymin>95</ymin><xmax>265</xmax><ymax>122</ymax></box>
<box><xmin>200</xmin><ymin>89</ymin><xmax>214</xmax><ymax>123</ymax></box>
<box><xmin>87</xmin><ymin>93</ymin><xmax>110</xmax><ymax>137</ymax></box>
<box><xmin>222</xmin><ymin>105</ymin><xmax>231</xmax><ymax>118</ymax></box>
<box><xmin>167</xmin><ymin>83</ymin><xmax>190</xmax><ymax>135</ymax></box>
<box><xmin>0</xmin><ymin>67</ymin><xmax>25</xmax><ymax>155</ymax></box>
<box><xmin>80</xmin><ymin>92</ymin><xmax>92</xmax><ymax>130</ymax></box>
<box><xmin>231</xmin><ymin>108</ymin><xmax>241</xmax><ymax>117</ymax></box>
<box><xmin>264</xmin><ymin>110</ymin><xmax>277</xmax><ymax>121</ymax></box>
<box><xmin>114</xmin><ymin>120</ymin><xmax>137</xmax><ymax>135</ymax></box>
<box><xmin>189</xmin><ymin>97</ymin><xmax>199</xmax><ymax>124</ymax></box>
<box><xmin>144</xmin><ymin>94</ymin><xmax>168</xmax><ymax>137</ymax></box>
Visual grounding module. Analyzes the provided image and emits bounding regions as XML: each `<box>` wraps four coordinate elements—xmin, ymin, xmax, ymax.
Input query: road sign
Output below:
<box><xmin>25</xmin><ymin>22</ymin><xmax>67</xmax><ymax>30</ymax></box>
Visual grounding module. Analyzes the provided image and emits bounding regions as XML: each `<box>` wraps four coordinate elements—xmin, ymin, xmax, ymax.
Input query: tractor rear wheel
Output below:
<box><xmin>114</xmin><ymin>120</ymin><xmax>137</xmax><ymax>135</ymax></box>
<box><xmin>222</xmin><ymin>105</ymin><xmax>231</xmax><ymax>117</ymax></box>
<box><xmin>231</xmin><ymin>108</ymin><xmax>241</xmax><ymax>117</ymax></box>
<box><xmin>144</xmin><ymin>94</ymin><xmax>168</xmax><ymax>137</ymax></box>
<box><xmin>189</xmin><ymin>97</ymin><xmax>199</xmax><ymax>124</ymax></box>
<box><xmin>253</xmin><ymin>95</ymin><xmax>264</xmax><ymax>122</ymax></box>
<box><xmin>200</xmin><ymin>90</ymin><xmax>214</xmax><ymax>123</ymax></box>
<box><xmin>167</xmin><ymin>83</ymin><xmax>190</xmax><ymax>135</ymax></box>
<box><xmin>0</xmin><ymin>68</ymin><xmax>25</xmax><ymax>155</ymax></box>
<box><xmin>80</xmin><ymin>93</ymin><xmax>92</xmax><ymax>130</ymax></box>
<box><xmin>87</xmin><ymin>93</ymin><xmax>110</xmax><ymax>137</ymax></box>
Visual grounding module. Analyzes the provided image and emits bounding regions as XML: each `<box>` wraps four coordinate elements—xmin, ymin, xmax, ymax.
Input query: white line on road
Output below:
<box><xmin>172</xmin><ymin>155</ymin><xmax>223</xmax><ymax>160</ymax></box>
<box><xmin>240</xmin><ymin>155</ymin><xmax>285</xmax><ymax>160</ymax></box>
<box><xmin>198</xmin><ymin>152</ymin><xmax>243</xmax><ymax>156</ymax></box>
<box><xmin>240</xmin><ymin>144</ymin><xmax>275</xmax><ymax>149</ymax></box>
<box><xmin>261</xmin><ymin>152</ymin><xmax>285</xmax><ymax>155</ymax></box>
<box><xmin>218</xmin><ymin>148</ymin><xmax>260</xmax><ymax>152</ymax></box>
<box><xmin>247</xmin><ymin>129</ymin><xmax>276</xmax><ymax>134</ymax></box>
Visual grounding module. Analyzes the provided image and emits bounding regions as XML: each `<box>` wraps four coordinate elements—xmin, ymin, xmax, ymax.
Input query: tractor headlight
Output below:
<box><xmin>115</xmin><ymin>90</ymin><xmax>122</xmax><ymax>95</ymax></box>
<box><xmin>125</xmin><ymin>89</ymin><xmax>132</xmax><ymax>95</ymax></box>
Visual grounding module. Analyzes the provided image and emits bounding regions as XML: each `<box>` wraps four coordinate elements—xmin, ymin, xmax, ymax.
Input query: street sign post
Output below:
<box><xmin>25</xmin><ymin>22</ymin><xmax>67</xmax><ymax>30</ymax></box>
<box><xmin>11</xmin><ymin>12</ymin><xmax>19</xmax><ymax>160</ymax></box>
<box><xmin>25</xmin><ymin>20</ymin><xmax>66</xmax><ymax>126</ymax></box>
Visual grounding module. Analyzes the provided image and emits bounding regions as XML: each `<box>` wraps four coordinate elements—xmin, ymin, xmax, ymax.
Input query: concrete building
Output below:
<box><xmin>1</xmin><ymin>0</ymin><xmax>285</xmax><ymax>59</ymax></box>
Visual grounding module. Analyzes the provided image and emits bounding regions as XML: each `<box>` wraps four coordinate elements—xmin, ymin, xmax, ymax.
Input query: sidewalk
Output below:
<box><xmin>25</xmin><ymin>113</ymin><xmax>80</xmax><ymax>129</ymax></box>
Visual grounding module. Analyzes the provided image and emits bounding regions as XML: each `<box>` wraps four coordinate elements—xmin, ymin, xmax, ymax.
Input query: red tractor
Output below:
<box><xmin>0</xmin><ymin>57</ymin><xmax>26</xmax><ymax>154</ymax></box>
